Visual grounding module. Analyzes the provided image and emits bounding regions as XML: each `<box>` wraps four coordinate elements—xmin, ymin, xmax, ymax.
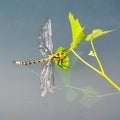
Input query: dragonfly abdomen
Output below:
<box><xmin>13</xmin><ymin>58</ymin><xmax>48</xmax><ymax>65</ymax></box>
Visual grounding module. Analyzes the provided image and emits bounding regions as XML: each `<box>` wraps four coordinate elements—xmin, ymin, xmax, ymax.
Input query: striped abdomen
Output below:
<box><xmin>13</xmin><ymin>52</ymin><xmax>67</xmax><ymax>66</ymax></box>
<box><xmin>13</xmin><ymin>58</ymin><xmax>49</xmax><ymax>65</ymax></box>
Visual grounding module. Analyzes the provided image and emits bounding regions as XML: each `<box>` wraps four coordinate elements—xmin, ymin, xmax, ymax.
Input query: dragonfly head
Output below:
<box><xmin>57</xmin><ymin>49</ymin><xmax>68</xmax><ymax>59</ymax></box>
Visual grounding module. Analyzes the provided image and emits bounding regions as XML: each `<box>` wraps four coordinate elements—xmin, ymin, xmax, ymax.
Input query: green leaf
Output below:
<box><xmin>68</xmin><ymin>12</ymin><xmax>85</xmax><ymax>49</ymax></box>
<box><xmin>54</xmin><ymin>46</ymin><xmax>70</xmax><ymax>69</ymax></box>
<box><xmin>86</xmin><ymin>29</ymin><xmax>114</xmax><ymax>41</ymax></box>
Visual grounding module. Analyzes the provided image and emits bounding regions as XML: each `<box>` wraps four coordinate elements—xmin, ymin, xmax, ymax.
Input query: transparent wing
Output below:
<box><xmin>40</xmin><ymin>61</ymin><xmax>55</xmax><ymax>97</ymax></box>
<box><xmin>38</xmin><ymin>19</ymin><xmax>53</xmax><ymax>57</ymax></box>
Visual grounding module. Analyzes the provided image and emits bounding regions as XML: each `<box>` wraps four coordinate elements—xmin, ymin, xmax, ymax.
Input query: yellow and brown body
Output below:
<box><xmin>13</xmin><ymin>57</ymin><xmax>49</xmax><ymax>65</ymax></box>
<box><xmin>13</xmin><ymin>50</ymin><xmax>68</xmax><ymax>67</ymax></box>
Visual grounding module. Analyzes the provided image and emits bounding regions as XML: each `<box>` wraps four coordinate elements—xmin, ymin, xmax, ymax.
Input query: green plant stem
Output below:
<box><xmin>90</xmin><ymin>40</ymin><xmax>120</xmax><ymax>91</ymax></box>
<box><xmin>90</xmin><ymin>40</ymin><xmax>104</xmax><ymax>73</ymax></box>
<box><xmin>101</xmin><ymin>73</ymin><xmax>120</xmax><ymax>91</ymax></box>
<box><xmin>70</xmin><ymin>48</ymin><xmax>101</xmax><ymax>74</ymax></box>
<box><xmin>70</xmin><ymin>48</ymin><xmax>120</xmax><ymax>91</ymax></box>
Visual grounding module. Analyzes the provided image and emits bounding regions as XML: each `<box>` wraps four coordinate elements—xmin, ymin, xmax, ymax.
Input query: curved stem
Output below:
<box><xmin>90</xmin><ymin>40</ymin><xmax>104</xmax><ymax>73</ymax></box>
<box><xmin>70</xmin><ymin>48</ymin><xmax>120</xmax><ymax>91</ymax></box>
<box><xmin>70</xmin><ymin>49</ymin><xmax>101</xmax><ymax>75</ymax></box>
<box><xmin>90</xmin><ymin>40</ymin><xmax>120</xmax><ymax>91</ymax></box>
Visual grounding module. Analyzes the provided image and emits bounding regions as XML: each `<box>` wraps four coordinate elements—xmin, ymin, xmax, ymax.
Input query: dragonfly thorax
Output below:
<box><xmin>51</xmin><ymin>51</ymin><xmax>67</xmax><ymax>61</ymax></box>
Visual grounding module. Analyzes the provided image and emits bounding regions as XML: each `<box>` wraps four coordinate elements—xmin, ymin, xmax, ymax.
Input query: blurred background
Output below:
<box><xmin>0</xmin><ymin>0</ymin><xmax>120</xmax><ymax>120</ymax></box>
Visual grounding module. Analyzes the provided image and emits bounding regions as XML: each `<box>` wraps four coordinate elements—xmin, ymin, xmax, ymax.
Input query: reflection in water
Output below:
<box><xmin>21</xmin><ymin>55</ymin><xmax>120</xmax><ymax>108</ymax></box>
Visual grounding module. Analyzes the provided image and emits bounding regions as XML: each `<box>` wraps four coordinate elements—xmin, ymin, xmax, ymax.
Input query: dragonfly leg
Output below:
<box><xmin>57</xmin><ymin>59</ymin><xmax>69</xmax><ymax>69</ymax></box>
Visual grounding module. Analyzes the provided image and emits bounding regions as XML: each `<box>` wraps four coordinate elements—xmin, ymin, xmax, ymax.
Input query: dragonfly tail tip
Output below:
<box><xmin>12</xmin><ymin>60</ymin><xmax>21</xmax><ymax>65</ymax></box>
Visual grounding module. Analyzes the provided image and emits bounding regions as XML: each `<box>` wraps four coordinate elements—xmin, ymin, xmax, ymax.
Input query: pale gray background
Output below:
<box><xmin>0</xmin><ymin>0</ymin><xmax>120</xmax><ymax>120</ymax></box>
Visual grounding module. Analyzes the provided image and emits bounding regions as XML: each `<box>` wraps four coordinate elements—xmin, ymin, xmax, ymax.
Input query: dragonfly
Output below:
<box><xmin>13</xmin><ymin>19</ymin><xmax>69</xmax><ymax>97</ymax></box>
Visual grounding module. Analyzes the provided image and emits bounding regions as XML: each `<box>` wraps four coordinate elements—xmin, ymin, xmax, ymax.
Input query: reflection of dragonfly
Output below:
<box><xmin>13</xmin><ymin>19</ymin><xmax>69</xmax><ymax>97</ymax></box>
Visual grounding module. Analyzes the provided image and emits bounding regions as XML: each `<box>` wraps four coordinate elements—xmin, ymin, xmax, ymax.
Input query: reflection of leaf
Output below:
<box><xmin>68</xmin><ymin>12</ymin><xmax>85</xmax><ymax>49</ymax></box>
<box><xmin>80</xmin><ymin>86</ymin><xmax>102</xmax><ymax>107</ymax></box>
<box><xmin>57</xmin><ymin>67</ymin><xmax>77</xmax><ymax>102</ymax></box>
<box><xmin>86</xmin><ymin>29</ymin><xmax>114</xmax><ymax>41</ymax></box>
<box><xmin>56</xmin><ymin>54</ymin><xmax>78</xmax><ymax>102</ymax></box>
<box><xmin>66</xmin><ymin>86</ymin><xmax>77</xmax><ymax>102</ymax></box>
